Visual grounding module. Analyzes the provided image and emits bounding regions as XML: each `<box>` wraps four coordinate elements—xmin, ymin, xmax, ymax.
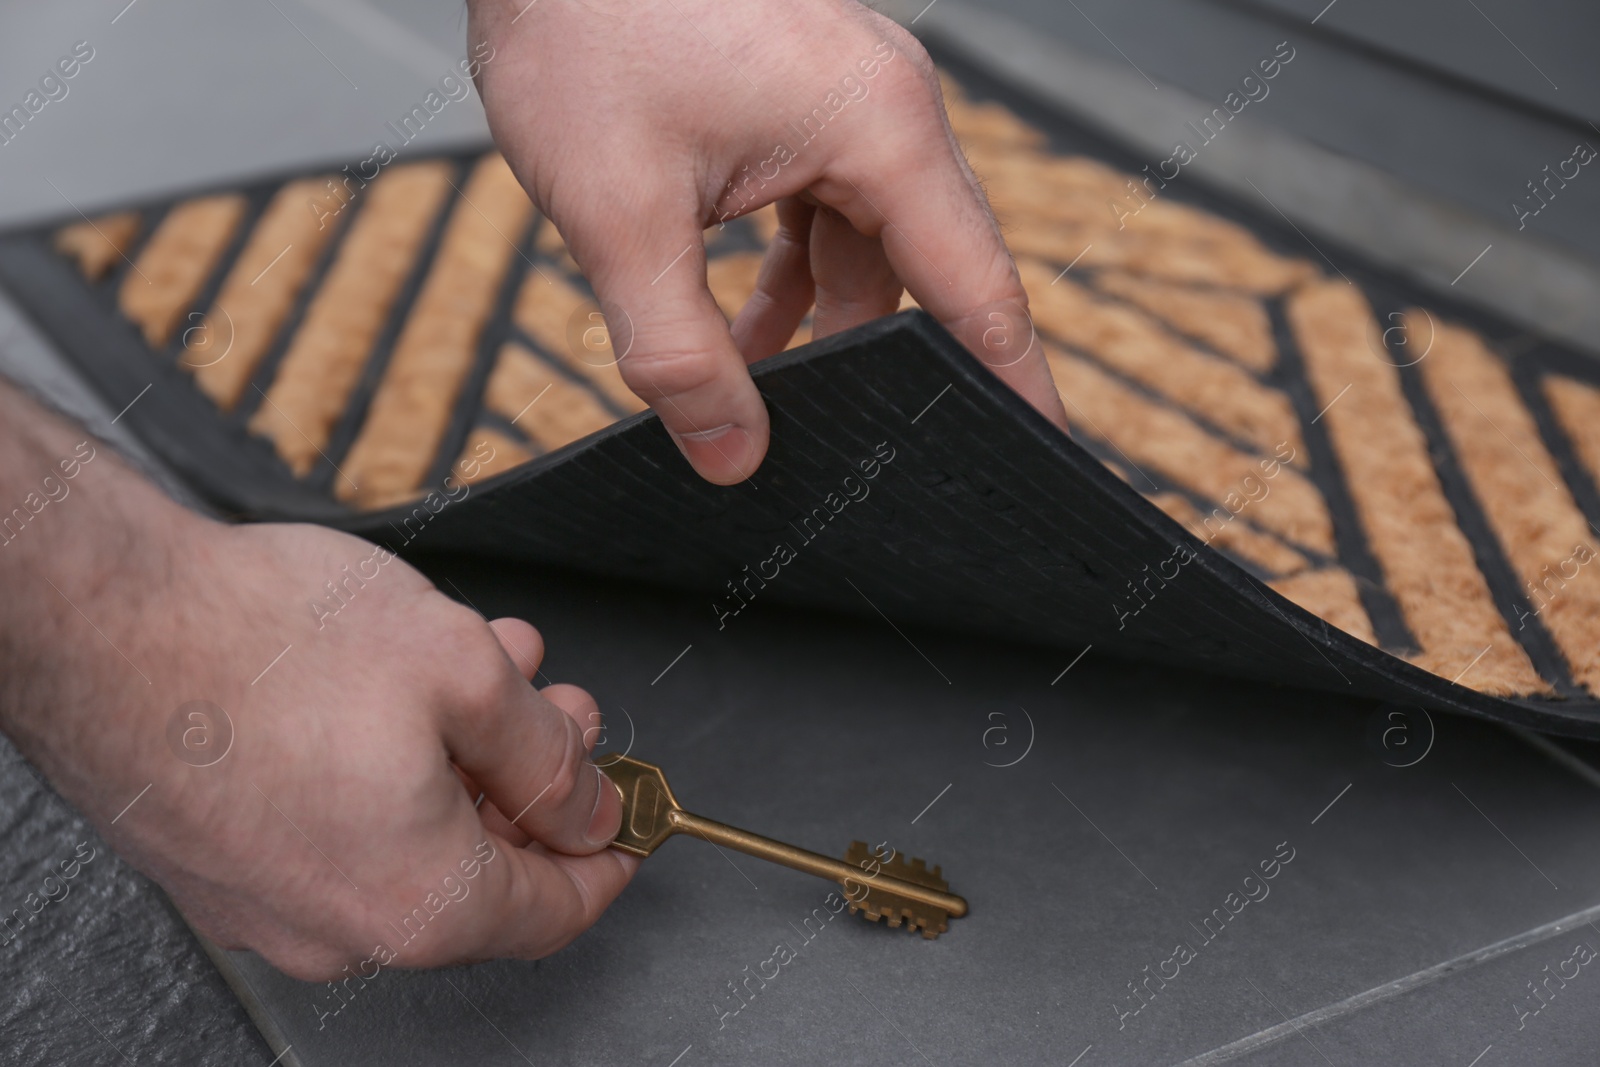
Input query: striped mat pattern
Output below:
<box><xmin>42</xmin><ymin>72</ymin><xmax>1600</xmax><ymax>703</ymax></box>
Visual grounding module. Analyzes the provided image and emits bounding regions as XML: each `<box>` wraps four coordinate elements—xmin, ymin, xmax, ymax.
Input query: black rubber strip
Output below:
<box><xmin>100</xmin><ymin>201</ymin><xmax>169</xmax><ymax>296</ymax></box>
<box><xmin>421</xmin><ymin>212</ymin><xmax>540</xmax><ymax>490</ymax></box>
<box><xmin>231</xmin><ymin>173</ymin><xmax>373</xmax><ymax>427</ymax></box>
<box><xmin>1514</xmin><ymin>341</ymin><xmax>1600</xmax><ymax>530</ymax></box>
<box><xmin>161</xmin><ymin>183</ymin><xmax>275</xmax><ymax>364</ymax></box>
<box><xmin>1265</xmin><ymin>295</ymin><xmax>1418</xmax><ymax>654</ymax></box>
<box><xmin>1382</xmin><ymin>303</ymin><xmax>1582</xmax><ymax>696</ymax></box>
<box><xmin>307</xmin><ymin>153</ymin><xmax>469</xmax><ymax>496</ymax></box>
<box><xmin>507</xmin><ymin>323</ymin><xmax>637</xmax><ymax>421</ymax></box>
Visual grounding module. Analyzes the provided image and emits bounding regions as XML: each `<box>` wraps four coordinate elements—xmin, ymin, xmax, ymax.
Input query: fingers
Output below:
<box><xmin>438</xmin><ymin>654</ymin><xmax>620</xmax><ymax>857</ymax></box>
<box><xmin>811</xmin><ymin>64</ymin><xmax>1068</xmax><ymax>428</ymax></box>
<box><xmin>425</xmin><ymin>621</ymin><xmax>624</xmax><ymax>963</ymax></box>
<box><xmin>809</xmin><ymin>206</ymin><xmax>902</xmax><ymax>341</ymax></box>
<box><xmin>488</xmin><ymin>617</ymin><xmax>544</xmax><ymax>682</ymax></box>
<box><xmin>463</xmin><ymin>623</ymin><xmax>605</xmax><ymax>849</ymax></box>
<box><xmin>565</xmin><ymin>192</ymin><xmax>769</xmax><ymax>485</ymax></box>
<box><xmin>729</xmin><ymin>197</ymin><xmax>816</xmax><ymax>363</ymax></box>
<box><xmin>539</xmin><ymin>683</ymin><xmax>603</xmax><ymax>753</ymax></box>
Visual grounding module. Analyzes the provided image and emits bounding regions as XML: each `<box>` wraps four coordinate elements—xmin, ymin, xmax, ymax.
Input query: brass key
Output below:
<box><xmin>599</xmin><ymin>755</ymin><xmax>968</xmax><ymax>938</ymax></box>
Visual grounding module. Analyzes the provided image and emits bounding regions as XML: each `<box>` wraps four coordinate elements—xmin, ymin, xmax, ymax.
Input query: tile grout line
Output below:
<box><xmin>1167</xmin><ymin>899</ymin><xmax>1600</xmax><ymax>1066</ymax></box>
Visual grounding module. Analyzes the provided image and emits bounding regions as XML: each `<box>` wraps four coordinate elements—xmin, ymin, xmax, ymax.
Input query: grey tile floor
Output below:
<box><xmin>215</xmin><ymin>562</ymin><xmax>1600</xmax><ymax>1065</ymax></box>
<box><xmin>2</xmin><ymin>2</ymin><xmax>1599</xmax><ymax>1064</ymax></box>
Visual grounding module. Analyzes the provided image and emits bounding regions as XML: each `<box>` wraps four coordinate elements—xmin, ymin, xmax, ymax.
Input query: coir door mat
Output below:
<box><xmin>4</xmin><ymin>53</ymin><xmax>1600</xmax><ymax>735</ymax></box>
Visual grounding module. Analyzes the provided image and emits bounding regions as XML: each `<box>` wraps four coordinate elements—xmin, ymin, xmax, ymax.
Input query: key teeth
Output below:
<box><xmin>840</xmin><ymin>842</ymin><xmax>956</xmax><ymax>939</ymax></box>
<box><xmin>847</xmin><ymin>890</ymin><xmax>948</xmax><ymax>938</ymax></box>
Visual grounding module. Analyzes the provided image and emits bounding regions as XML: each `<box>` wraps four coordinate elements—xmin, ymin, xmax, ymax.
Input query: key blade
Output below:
<box><xmin>597</xmin><ymin>755</ymin><xmax>682</xmax><ymax>856</ymax></box>
<box><xmin>842</xmin><ymin>841</ymin><xmax>956</xmax><ymax>940</ymax></box>
<box><xmin>847</xmin><ymin>890</ymin><xmax>949</xmax><ymax>940</ymax></box>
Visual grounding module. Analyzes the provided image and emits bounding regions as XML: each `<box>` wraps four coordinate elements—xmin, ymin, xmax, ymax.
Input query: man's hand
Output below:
<box><xmin>0</xmin><ymin>385</ymin><xmax>632</xmax><ymax>980</ymax></box>
<box><xmin>469</xmin><ymin>0</ymin><xmax>1068</xmax><ymax>485</ymax></box>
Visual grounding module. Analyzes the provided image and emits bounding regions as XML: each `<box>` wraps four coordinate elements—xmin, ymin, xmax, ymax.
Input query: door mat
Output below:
<box><xmin>3</xmin><ymin>55</ymin><xmax>1600</xmax><ymax>735</ymax></box>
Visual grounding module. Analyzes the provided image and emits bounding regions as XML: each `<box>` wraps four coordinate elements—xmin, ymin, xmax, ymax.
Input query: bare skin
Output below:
<box><xmin>0</xmin><ymin>0</ymin><xmax>1063</xmax><ymax>978</ymax></box>
<box><xmin>469</xmin><ymin>0</ymin><xmax>1067</xmax><ymax>484</ymax></box>
<box><xmin>0</xmin><ymin>382</ymin><xmax>630</xmax><ymax>979</ymax></box>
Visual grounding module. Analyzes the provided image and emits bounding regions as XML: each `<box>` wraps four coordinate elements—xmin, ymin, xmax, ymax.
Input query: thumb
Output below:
<box><xmin>564</xmin><ymin>194</ymin><xmax>770</xmax><ymax>484</ymax></box>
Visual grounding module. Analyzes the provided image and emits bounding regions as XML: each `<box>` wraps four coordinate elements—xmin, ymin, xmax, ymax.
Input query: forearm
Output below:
<box><xmin>0</xmin><ymin>372</ymin><xmax>632</xmax><ymax>976</ymax></box>
<box><xmin>0</xmin><ymin>378</ymin><xmax>211</xmax><ymax>782</ymax></box>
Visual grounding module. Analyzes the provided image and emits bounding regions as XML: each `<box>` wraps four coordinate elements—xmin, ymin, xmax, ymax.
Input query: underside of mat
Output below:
<box><xmin>4</xmin><ymin>58</ymin><xmax>1600</xmax><ymax>734</ymax></box>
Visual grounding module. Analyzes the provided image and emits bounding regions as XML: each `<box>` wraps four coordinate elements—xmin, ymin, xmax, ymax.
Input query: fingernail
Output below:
<box><xmin>670</xmin><ymin>424</ymin><xmax>757</xmax><ymax>485</ymax></box>
<box><xmin>676</xmin><ymin>422</ymin><xmax>736</xmax><ymax>443</ymax></box>
<box><xmin>586</xmin><ymin>764</ymin><xmax>622</xmax><ymax>846</ymax></box>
